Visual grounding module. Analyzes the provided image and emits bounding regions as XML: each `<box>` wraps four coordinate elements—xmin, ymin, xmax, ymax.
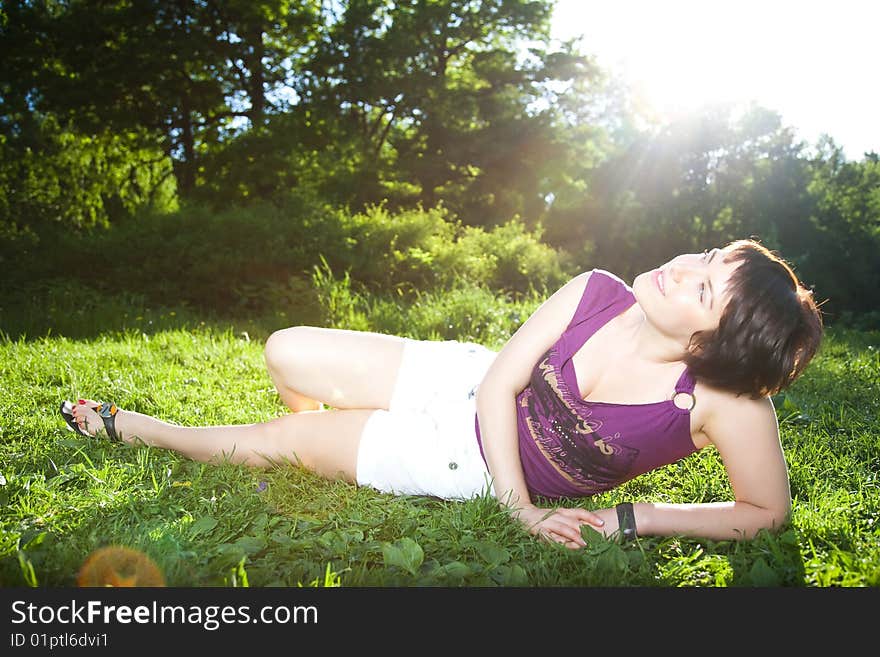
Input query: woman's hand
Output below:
<box><xmin>513</xmin><ymin>505</ymin><xmax>608</xmax><ymax>549</ymax></box>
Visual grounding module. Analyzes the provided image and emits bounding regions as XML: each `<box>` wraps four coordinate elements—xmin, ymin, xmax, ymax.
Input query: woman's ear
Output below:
<box><xmin>686</xmin><ymin>332</ymin><xmax>707</xmax><ymax>356</ymax></box>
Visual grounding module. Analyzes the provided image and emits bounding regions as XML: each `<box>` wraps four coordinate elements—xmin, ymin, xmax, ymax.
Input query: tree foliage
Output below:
<box><xmin>0</xmin><ymin>0</ymin><xmax>877</xmax><ymax>318</ymax></box>
<box><xmin>0</xmin><ymin>113</ymin><xmax>176</xmax><ymax>231</ymax></box>
<box><xmin>543</xmin><ymin>104</ymin><xmax>878</xmax><ymax>319</ymax></box>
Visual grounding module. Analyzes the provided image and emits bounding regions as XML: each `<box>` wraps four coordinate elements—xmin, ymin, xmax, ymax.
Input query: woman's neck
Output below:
<box><xmin>623</xmin><ymin>304</ymin><xmax>689</xmax><ymax>366</ymax></box>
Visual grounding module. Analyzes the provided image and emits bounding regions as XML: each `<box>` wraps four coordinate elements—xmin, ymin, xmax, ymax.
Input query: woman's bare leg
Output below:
<box><xmin>69</xmin><ymin>400</ymin><xmax>375</xmax><ymax>482</ymax></box>
<box><xmin>67</xmin><ymin>327</ymin><xmax>412</xmax><ymax>479</ymax></box>
<box><xmin>263</xmin><ymin>326</ymin><xmax>407</xmax><ymax>412</ymax></box>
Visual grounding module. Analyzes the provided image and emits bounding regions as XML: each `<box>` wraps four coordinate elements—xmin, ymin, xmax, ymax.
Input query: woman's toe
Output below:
<box><xmin>69</xmin><ymin>400</ymin><xmax>103</xmax><ymax>437</ymax></box>
<box><xmin>72</xmin><ymin>399</ymin><xmax>97</xmax><ymax>414</ymax></box>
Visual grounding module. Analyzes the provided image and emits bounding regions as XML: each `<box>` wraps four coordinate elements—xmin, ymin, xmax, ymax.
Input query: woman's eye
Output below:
<box><xmin>699</xmin><ymin>283</ymin><xmax>705</xmax><ymax>302</ymax></box>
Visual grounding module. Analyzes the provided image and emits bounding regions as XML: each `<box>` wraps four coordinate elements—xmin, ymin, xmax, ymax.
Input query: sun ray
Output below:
<box><xmin>550</xmin><ymin>0</ymin><xmax>879</xmax><ymax>158</ymax></box>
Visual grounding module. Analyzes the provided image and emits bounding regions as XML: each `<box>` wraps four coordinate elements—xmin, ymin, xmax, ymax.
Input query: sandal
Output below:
<box><xmin>59</xmin><ymin>400</ymin><xmax>120</xmax><ymax>442</ymax></box>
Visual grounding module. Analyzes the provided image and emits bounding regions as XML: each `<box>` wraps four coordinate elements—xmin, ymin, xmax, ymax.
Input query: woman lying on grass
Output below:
<box><xmin>61</xmin><ymin>239</ymin><xmax>823</xmax><ymax>549</ymax></box>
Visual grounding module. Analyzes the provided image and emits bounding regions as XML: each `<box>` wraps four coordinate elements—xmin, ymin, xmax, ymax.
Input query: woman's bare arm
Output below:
<box><xmin>594</xmin><ymin>395</ymin><xmax>791</xmax><ymax>542</ymax></box>
<box><xmin>476</xmin><ymin>271</ymin><xmax>605</xmax><ymax>547</ymax></box>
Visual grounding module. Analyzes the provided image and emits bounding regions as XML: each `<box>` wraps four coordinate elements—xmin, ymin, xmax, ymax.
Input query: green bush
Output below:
<box><xmin>12</xmin><ymin>187</ymin><xmax>878</xmax><ymax>355</ymax></box>
<box><xmin>2</xmin><ymin>197</ymin><xmax>575</xmax><ymax>335</ymax></box>
<box><xmin>316</xmin><ymin>203</ymin><xmax>574</xmax><ymax>299</ymax></box>
<box><xmin>310</xmin><ymin>257</ymin><xmax>534</xmax><ymax>348</ymax></box>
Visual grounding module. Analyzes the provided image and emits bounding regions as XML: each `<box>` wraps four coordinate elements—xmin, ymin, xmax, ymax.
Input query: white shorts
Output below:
<box><xmin>356</xmin><ymin>338</ymin><xmax>498</xmax><ymax>500</ymax></box>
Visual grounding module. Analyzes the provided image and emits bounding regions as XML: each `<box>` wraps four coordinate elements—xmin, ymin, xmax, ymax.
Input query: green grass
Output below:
<box><xmin>1</xmin><ymin>287</ymin><xmax>878</xmax><ymax>587</ymax></box>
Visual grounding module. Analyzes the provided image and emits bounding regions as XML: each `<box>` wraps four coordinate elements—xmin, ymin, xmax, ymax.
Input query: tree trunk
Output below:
<box><xmin>245</xmin><ymin>23</ymin><xmax>266</xmax><ymax>128</ymax></box>
<box><xmin>177</xmin><ymin>95</ymin><xmax>196</xmax><ymax>194</ymax></box>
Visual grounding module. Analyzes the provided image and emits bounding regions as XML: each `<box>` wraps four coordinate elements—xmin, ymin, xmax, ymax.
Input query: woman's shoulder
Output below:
<box><xmin>695</xmin><ymin>382</ymin><xmax>776</xmax><ymax>416</ymax></box>
<box><xmin>585</xmin><ymin>268</ymin><xmax>632</xmax><ymax>292</ymax></box>
<box><xmin>696</xmin><ymin>383</ymin><xmax>779</xmax><ymax>447</ymax></box>
<box><xmin>566</xmin><ymin>269</ymin><xmax>634</xmax><ymax>320</ymax></box>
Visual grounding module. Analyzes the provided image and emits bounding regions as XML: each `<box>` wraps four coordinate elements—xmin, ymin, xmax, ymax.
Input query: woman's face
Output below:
<box><xmin>632</xmin><ymin>247</ymin><xmax>743</xmax><ymax>347</ymax></box>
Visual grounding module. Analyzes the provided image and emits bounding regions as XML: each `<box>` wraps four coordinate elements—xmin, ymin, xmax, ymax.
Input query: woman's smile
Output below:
<box><xmin>653</xmin><ymin>269</ymin><xmax>665</xmax><ymax>295</ymax></box>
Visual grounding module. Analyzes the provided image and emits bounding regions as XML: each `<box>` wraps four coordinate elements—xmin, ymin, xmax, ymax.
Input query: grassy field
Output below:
<box><xmin>0</xmin><ymin>286</ymin><xmax>878</xmax><ymax>587</ymax></box>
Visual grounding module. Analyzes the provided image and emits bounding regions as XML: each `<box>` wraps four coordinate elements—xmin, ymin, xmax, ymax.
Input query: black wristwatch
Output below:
<box><xmin>616</xmin><ymin>502</ymin><xmax>638</xmax><ymax>542</ymax></box>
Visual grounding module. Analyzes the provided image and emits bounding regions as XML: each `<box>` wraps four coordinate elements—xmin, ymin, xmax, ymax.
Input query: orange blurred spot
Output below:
<box><xmin>77</xmin><ymin>546</ymin><xmax>165</xmax><ymax>587</ymax></box>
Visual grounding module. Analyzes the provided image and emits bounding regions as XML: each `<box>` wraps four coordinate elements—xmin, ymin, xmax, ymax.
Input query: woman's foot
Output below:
<box><xmin>69</xmin><ymin>399</ymin><xmax>118</xmax><ymax>440</ymax></box>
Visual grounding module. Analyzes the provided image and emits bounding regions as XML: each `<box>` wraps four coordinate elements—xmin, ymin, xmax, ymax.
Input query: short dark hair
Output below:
<box><xmin>684</xmin><ymin>239</ymin><xmax>824</xmax><ymax>399</ymax></box>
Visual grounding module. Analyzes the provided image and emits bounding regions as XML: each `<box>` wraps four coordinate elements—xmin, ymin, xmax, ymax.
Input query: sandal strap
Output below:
<box><xmin>94</xmin><ymin>402</ymin><xmax>120</xmax><ymax>442</ymax></box>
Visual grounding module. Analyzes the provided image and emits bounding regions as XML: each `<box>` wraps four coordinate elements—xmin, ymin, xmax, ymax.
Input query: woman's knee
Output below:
<box><xmin>263</xmin><ymin>326</ymin><xmax>406</xmax><ymax>411</ymax></box>
<box><xmin>264</xmin><ymin>326</ymin><xmax>313</xmax><ymax>373</ymax></box>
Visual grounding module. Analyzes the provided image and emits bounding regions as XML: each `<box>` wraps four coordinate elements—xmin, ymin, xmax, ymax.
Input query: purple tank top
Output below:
<box><xmin>475</xmin><ymin>269</ymin><xmax>699</xmax><ymax>500</ymax></box>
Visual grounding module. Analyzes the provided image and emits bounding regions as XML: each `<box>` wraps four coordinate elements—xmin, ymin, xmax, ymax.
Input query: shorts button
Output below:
<box><xmin>448</xmin><ymin>462</ymin><xmax>458</xmax><ymax>470</ymax></box>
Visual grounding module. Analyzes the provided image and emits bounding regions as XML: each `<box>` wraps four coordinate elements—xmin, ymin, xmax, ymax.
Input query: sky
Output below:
<box><xmin>550</xmin><ymin>0</ymin><xmax>878</xmax><ymax>160</ymax></box>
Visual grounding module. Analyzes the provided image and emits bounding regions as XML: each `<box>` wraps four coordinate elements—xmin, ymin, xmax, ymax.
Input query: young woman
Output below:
<box><xmin>61</xmin><ymin>239</ymin><xmax>823</xmax><ymax>549</ymax></box>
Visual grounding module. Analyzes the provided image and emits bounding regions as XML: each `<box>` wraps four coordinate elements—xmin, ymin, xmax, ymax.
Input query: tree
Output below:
<box><xmin>801</xmin><ymin>139</ymin><xmax>880</xmax><ymax>318</ymax></box>
<box><xmin>0</xmin><ymin>0</ymin><xmax>319</xmax><ymax>195</ymax></box>
<box><xmin>548</xmin><ymin>103</ymin><xmax>819</xmax><ymax>277</ymax></box>
<box><xmin>0</xmin><ymin>113</ymin><xmax>176</xmax><ymax>232</ymax></box>
<box><xmin>293</xmin><ymin>0</ymin><xmax>608</xmax><ymax>224</ymax></box>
